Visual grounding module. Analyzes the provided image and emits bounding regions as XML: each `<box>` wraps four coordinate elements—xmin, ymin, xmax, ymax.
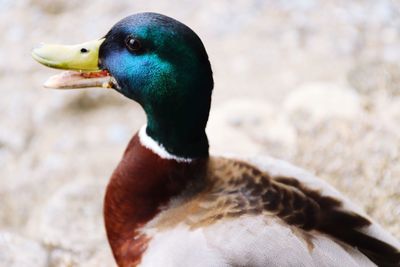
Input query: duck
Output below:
<box><xmin>31</xmin><ymin>12</ymin><xmax>400</xmax><ymax>267</ymax></box>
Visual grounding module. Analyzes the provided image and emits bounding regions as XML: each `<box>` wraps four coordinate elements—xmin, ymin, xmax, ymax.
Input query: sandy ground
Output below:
<box><xmin>0</xmin><ymin>0</ymin><xmax>399</xmax><ymax>266</ymax></box>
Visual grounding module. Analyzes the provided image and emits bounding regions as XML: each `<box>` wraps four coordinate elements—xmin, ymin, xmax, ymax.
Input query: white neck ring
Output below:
<box><xmin>138</xmin><ymin>125</ymin><xmax>193</xmax><ymax>163</ymax></box>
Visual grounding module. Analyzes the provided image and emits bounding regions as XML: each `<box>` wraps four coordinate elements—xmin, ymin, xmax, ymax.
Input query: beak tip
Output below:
<box><xmin>31</xmin><ymin>43</ymin><xmax>45</xmax><ymax>57</ymax></box>
<box><xmin>31</xmin><ymin>49</ymin><xmax>39</xmax><ymax>61</ymax></box>
<box><xmin>43</xmin><ymin>75</ymin><xmax>61</xmax><ymax>89</ymax></box>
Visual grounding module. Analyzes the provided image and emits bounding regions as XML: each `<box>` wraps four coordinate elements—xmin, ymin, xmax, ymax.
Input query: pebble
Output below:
<box><xmin>0</xmin><ymin>232</ymin><xmax>48</xmax><ymax>267</ymax></box>
<box><xmin>283</xmin><ymin>82</ymin><xmax>362</xmax><ymax>124</ymax></box>
<box><xmin>208</xmin><ymin>99</ymin><xmax>297</xmax><ymax>159</ymax></box>
<box><xmin>32</xmin><ymin>180</ymin><xmax>107</xmax><ymax>252</ymax></box>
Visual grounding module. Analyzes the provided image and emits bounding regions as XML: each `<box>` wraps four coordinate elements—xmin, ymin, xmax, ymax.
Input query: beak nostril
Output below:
<box><xmin>80</xmin><ymin>48</ymin><xmax>89</xmax><ymax>53</ymax></box>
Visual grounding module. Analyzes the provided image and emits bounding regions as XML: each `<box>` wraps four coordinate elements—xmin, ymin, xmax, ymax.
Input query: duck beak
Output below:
<box><xmin>32</xmin><ymin>38</ymin><xmax>114</xmax><ymax>89</ymax></box>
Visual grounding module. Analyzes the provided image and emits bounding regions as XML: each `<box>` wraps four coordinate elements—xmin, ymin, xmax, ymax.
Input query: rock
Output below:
<box><xmin>0</xmin><ymin>232</ymin><xmax>48</xmax><ymax>267</ymax></box>
<box><xmin>81</xmin><ymin>246</ymin><xmax>117</xmax><ymax>267</ymax></box>
<box><xmin>26</xmin><ymin>179</ymin><xmax>117</xmax><ymax>266</ymax></box>
<box><xmin>283</xmin><ymin>82</ymin><xmax>362</xmax><ymax>125</ymax></box>
<box><xmin>372</xmin><ymin>96</ymin><xmax>400</xmax><ymax>136</ymax></box>
<box><xmin>0</xmin><ymin>87</ymin><xmax>34</xmax><ymax>155</ymax></box>
<box><xmin>348</xmin><ymin>62</ymin><xmax>400</xmax><ymax>96</ymax></box>
<box><xmin>33</xmin><ymin>180</ymin><xmax>107</xmax><ymax>252</ymax></box>
<box><xmin>208</xmin><ymin>99</ymin><xmax>297</xmax><ymax>159</ymax></box>
<box><xmin>29</xmin><ymin>0</ymin><xmax>83</xmax><ymax>15</ymax></box>
<box><xmin>48</xmin><ymin>249</ymin><xmax>76</xmax><ymax>267</ymax></box>
<box><xmin>62</xmin><ymin>90</ymin><xmax>126</xmax><ymax>113</ymax></box>
<box><xmin>46</xmin><ymin>245</ymin><xmax>116</xmax><ymax>267</ymax></box>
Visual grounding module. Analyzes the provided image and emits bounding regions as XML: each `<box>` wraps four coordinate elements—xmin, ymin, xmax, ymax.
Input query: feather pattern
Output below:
<box><xmin>140</xmin><ymin>156</ymin><xmax>400</xmax><ymax>267</ymax></box>
<box><xmin>105</xmin><ymin>131</ymin><xmax>400</xmax><ymax>267</ymax></box>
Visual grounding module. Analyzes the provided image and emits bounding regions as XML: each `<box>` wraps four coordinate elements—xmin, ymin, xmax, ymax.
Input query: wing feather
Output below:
<box><xmin>201</xmin><ymin>155</ymin><xmax>399</xmax><ymax>266</ymax></box>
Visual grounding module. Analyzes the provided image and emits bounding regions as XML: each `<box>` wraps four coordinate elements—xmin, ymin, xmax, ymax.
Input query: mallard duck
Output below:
<box><xmin>32</xmin><ymin>12</ymin><xmax>400</xmax><ymax>267</ymax></box>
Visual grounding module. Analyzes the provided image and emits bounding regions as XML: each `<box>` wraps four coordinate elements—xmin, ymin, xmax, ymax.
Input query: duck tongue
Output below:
<box><xmin>44</xmin><ymin>70</ymin><xmax>113</xmax><ymax>89</ymax></box>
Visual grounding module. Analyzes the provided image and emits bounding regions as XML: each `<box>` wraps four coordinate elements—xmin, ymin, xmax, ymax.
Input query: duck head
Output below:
<box><xmin>32</xmin><ymin>13</ymin><xmax>214</xmax><ymax>159</ymax></box>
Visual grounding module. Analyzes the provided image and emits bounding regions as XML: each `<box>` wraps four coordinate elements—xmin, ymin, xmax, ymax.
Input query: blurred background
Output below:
<box><xmin>1</xmin><ymin>0</ymin><xmax>400</xmax><ymax>266</ymax></box>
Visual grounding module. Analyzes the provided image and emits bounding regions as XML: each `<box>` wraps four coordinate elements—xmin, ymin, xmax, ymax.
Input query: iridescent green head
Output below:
<box><xmin>32</xmin><ymin>13</ymin><xmax>214</xmax><ymax>158</ymax></box>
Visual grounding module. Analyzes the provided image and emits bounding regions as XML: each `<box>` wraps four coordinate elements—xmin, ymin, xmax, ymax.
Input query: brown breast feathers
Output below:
<box><xmin>103</xmin><ymin>133</ymin><xmax>207</xmax><ymax>267</ymax></box>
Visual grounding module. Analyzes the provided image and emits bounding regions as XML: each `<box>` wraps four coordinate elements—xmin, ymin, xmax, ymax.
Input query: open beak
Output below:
<box><xmin>32</xmin><ymin>38</ymin><xmax>114</xmax><ymax>89</ymax></box>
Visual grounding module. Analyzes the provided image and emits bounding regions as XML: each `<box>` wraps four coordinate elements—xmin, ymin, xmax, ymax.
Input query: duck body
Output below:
<box><xmin>104</xmin><ymin>127</ymin><xmax>400</xmax><ymax>267</ymax></box>
<box><xmin>32</xmin><ymin>12</ymin><xmax>400</xmax><ymax>267</ymax></box>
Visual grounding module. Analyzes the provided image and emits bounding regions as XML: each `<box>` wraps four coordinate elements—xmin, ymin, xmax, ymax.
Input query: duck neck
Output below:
<box><xmin>145</xmin><ymin>110</ymin><xmax>210</xmax><ymax>159</ymax></box>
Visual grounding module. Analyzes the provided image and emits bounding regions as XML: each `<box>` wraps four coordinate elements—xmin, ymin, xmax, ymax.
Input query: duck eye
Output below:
<box><xmin>125</xmin><ymin>36</ymin><xmax>142</xmax><ymax>52</ymax></box>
